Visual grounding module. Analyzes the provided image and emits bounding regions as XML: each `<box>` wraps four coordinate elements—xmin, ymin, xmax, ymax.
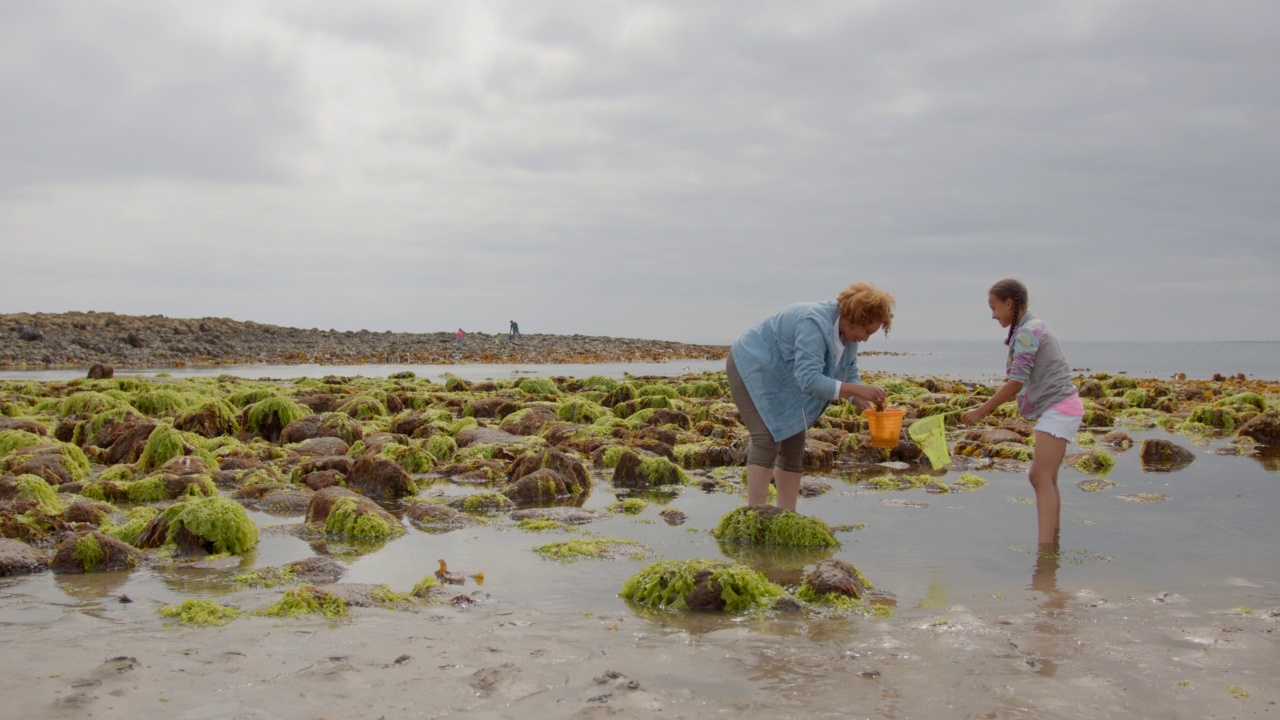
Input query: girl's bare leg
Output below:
<box><xmin>773</xmin><ymin>469</ymin><xmax>803</xmax><ymax>511</ymax></box>
<box><xmin>746</xmin><ymin>464</ymin><xmax>773</xmax><ymax>506</ymax></box>
<box><xmin>1030</xmin><ymin>431</ymin><xmax>1068</xmax><ymax>545</ymax></box>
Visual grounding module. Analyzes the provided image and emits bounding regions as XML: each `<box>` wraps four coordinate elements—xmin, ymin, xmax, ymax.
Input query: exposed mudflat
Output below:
<box><xmin>0</xmin><ymin>581</ymin><xmax>1276</xmax><ymax>719</ymax></box>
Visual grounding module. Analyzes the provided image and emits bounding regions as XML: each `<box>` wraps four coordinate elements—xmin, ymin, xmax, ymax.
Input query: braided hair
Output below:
<box><xmin>990</xmin><ymin>278</ymin><xmax>1028</xmax><ymax>346</ymax></box>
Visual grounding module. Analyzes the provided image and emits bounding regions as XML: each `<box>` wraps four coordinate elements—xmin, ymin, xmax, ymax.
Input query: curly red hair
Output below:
<box><xmin>837</xmin><ymin>282</ymin><xmax>895</xmax><ymax>336</ymax></box>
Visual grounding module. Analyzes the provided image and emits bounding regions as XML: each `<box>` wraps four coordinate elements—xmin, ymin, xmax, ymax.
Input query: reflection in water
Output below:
<box><xmin>716</xmin><ymin>542</ymin><xmax>837</xmax><ymax>587</ymax></box>
<box><xmin>1254</xmin><ymin>446</ymin><xmax>1280</xmax><ymax>473</ymax></box>
<box><xmin>1030</xmin><ymin>547</ymin><xmax>1068</xmax><ymax>614</ymax></box>
<box><xmin>151</xmin><ymin>562</ymin><xmax>248</xmax><ymax>598</ymax></box>
<box><xmin>614</xmin><ymin>488</ymin><xmax>680</xmax><ymax>506</ymax></box>
<box><xmin>918</xmin><ymin>568</ymin><xmax>947</xmax><ymax>609</ymax></box>
<box><xmin>1024</xmin><ymin>547</ymin><xmax>1073</xmax><ymax>677</ymax></box>
<box><xmin>54</xmin><ymin>569</ymin><xmax>136</xmax><ymax>603</ymax></box>
<box><xmin>1139</xmin><ymin>455</ymin><xmax>1196</xmax><ymax>473</ymax></box>
<box><xmin>306</xmin><ymin>536</ymin><xmax>390</xmax><ymax>559</ymax></box>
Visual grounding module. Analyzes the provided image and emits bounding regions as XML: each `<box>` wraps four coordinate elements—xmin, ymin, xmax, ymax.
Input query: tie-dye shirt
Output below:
<box><xmin>1006</xmin><ymin>312</ymin><xmax>1078</xmax><ymax>420</ymax></box>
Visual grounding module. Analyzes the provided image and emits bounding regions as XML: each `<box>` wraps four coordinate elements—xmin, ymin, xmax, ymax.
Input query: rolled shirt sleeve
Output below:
<box><xmin>1006</xmin><ymin>327</ymin><xmax>1040</xmax><ymax>384</ymax></box>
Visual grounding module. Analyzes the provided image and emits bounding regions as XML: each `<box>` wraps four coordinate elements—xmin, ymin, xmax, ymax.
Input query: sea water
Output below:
<box><xmin>2</xmin><ymin>340</ymin><xmax>1276</xmax><ymax>383</ymax></box>
<box><xmin>2</xmin><ymin>339</ymin><xmax>1277</xmax><ymax>621</ymax></box>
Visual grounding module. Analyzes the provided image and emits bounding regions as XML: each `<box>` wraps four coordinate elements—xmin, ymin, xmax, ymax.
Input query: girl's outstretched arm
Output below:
<box><xmin>961</xmin><ymin>380</ymin><xmax>1023</xmax><ymax>425</ymax></box>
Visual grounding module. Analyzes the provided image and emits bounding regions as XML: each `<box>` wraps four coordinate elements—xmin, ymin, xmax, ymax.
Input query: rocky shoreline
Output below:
<box><xmin>0</xmin><ymin>312</ymin><xmax>729</xmax><ymax>369</ymax></box>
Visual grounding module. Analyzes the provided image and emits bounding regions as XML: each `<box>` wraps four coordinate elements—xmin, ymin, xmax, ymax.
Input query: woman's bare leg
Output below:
<box><xmin>1030</xmin><ymin>431</ymin><xmax>1068</xmax><ymax>545</ymax></box>
<box><xmin>746</xmin><ymin>464</ymin><xmax>773</xmax><ymax>506</ymax></box>
<box><xmin>773</xmin><ymin>469</ymin><xmax>803</xmax><ymax>511</ymax></box>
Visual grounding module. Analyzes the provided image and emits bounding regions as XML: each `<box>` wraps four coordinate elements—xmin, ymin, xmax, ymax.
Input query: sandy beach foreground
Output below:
<box><xmin>1</xmin><ymin>578</ymin><xmax>1276</xmax><ymax>719</ymax></box>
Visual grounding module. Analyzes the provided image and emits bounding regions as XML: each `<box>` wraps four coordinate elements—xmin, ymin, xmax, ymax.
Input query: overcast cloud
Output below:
<box><xmin>2</xmin><ymin>1</ymin><xmax>1277</xmax><ymax>345</ymax></box>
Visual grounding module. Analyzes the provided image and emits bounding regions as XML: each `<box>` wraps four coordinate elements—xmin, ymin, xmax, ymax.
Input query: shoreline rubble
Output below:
<box><xmin>1</xmin><ymin>311</ymin><xmax>729</xmax><ymax>370</ymax></box>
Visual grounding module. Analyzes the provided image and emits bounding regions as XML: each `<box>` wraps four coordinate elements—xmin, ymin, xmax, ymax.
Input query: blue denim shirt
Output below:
<box><xmin>730</xmin><ymin>300</ymin><xmax>862</xmax><ymax>442</ymax></box>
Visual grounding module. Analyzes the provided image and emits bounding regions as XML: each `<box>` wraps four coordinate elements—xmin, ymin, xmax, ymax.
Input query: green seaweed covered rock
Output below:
<box><xmin>611</xmin><ymin>449</ymin><xmax>688</xmax><ymax>488</ymax></box>
<box><xmin>713</xmin><ymin>505</ymin><xmax>840</xmax><ymax>549</ymax></box>
<box><xmin>175</xmin><ymin>399</ymin><xmax>241</xmax><ymax>438</ymax></box>
<box><xmin>504</xmin><ymin>469</ymin><xmax>571</xmax><ymax>503</ymax></box>
<box><xmin>12</xmin><ymin>474</ymin><xmax>66</xmax><ymax>515</ymax></box>
<box><xmin>280</xmin><ymin>411</ymin><xmax>365</xmax><ymax>446</ymax></box>
<box><xmin>51</xmin><ymin>531</ymin><xmax>144</xmax><ymax>573</ymax></box>
<box><xmin>3</xmin><ymin>443</ymin><xmax>91</xmax><ymax>486</ymax></box>
<box><xmin>1066</xmin><ymin>448</ymin><xmax>1115</xmax><ymax>475</ymax></box>
<box><xmin>306</xmin><ymin>486</ymin><xmax>404</xmax><ymax>540</ymax></box>
<box><xmin>508</xmin><ymin>448</ymin><xmax>591</xmax><ymax>494</ymax></box>
<box><xmin>344</xmin><ymin>454</ymin><xmax>417</xmax><ymax>501</ymax></box>
<box><xmin>1188</xmin><ymin>405</ymin><xmax>1239</xmax><ymax>431</ymax></box>
<box><xmin>243</xmin><ymin>397</ymin><xmax>311</xmax><ymax>442</ymax></box>
<box><xmin>796</xmin><ymin>559</ymin><xmax>872</xmax><ymax>603</ymax></box>
<box><xmin>138</xmin><ymin>424</ymin><xmax>195</xmax><ymax>471</ymax></box>
<box><xmin>135</xmin><ymin>496</ymin><xmax>259</xmax><ymax>557</ymax></box>
<box><xmin>1237</xmin><ymin>410</ymin><xmax>1280</xmax><ymax>445</ymax></box>
<box><xmin>620</xmin><ymin>558</ymin><xmax>783</xmax><ymax>612</ymax></box>
<box><xmin>450</xmin><ymin>491</ymin><xmax>515</xmax><ymax>515</ymax></box>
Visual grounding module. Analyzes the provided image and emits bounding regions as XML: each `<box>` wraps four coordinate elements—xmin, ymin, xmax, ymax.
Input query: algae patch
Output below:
<box><xmin>256</xmin><ymin>585</ymin><xmax>349</xmax><ymax>619</ymax></box>
<box><xmin>535</xmin><ymin>538</ymin><xmax>651</xmax><ymax>562</ymax></box>
<box><xmin>620</xmin><ymin>558</ymin><xmax>783</xmax><ymax>612</ymax></box>
<box><xmin>159</xmin><ymin>599</ymin><xmax>241</xmax><ymax>626</ymax></box>
<box><xmin>713</xmin><ymin>506</ymin><xmax>839</xmax><ymax>549</ymax></box>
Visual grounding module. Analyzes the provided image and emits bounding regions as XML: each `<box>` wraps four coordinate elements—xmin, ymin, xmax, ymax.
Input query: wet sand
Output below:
<box><xmin>2</xmin><ymin>573</ymin><xmax>1277</xmax><ymax>719</ymax></box>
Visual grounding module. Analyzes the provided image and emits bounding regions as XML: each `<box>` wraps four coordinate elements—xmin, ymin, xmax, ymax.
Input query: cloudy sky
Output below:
<box><xmin>3</xmin><ymin>1</ymin><xmax>1277</xmax><ymax>345</ymax></box>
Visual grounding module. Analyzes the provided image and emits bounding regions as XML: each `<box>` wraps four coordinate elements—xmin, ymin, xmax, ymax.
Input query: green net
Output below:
<box><xmin>908</xmin><ymin>414</ymin><xmax>951</xmax><ymax>470</ymax></box>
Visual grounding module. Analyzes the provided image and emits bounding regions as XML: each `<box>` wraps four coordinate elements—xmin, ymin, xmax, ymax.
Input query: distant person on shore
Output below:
<box><xmin>727</xmin><ymin>282</ymin><xmax>894</xmax><ymax>512</ymax></box>
<box><xmin>509</xmin><ymin>320</ymin><xmax>519</xmax><ymax>342</ymax></box>
<box><xmin>961</xmin><ymin>278</ymin><xmax>1083</xmax><ymax>547</ymax></box>
<box><xmin>456</xmin><ymin>328</ymin><xmax>464</xmax><ymax>344</ymax></box>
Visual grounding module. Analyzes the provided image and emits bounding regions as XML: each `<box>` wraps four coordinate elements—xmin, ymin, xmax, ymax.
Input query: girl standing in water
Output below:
<box><xmin>961</xmin><ymin>278</ymin><xmax>1083</xmax><ymax>546</ymax></box>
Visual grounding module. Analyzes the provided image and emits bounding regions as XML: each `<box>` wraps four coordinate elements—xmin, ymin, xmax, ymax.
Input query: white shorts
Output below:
<box><xmin>1035</xmin><ymin>408</ymin><xmax>1083</xmax><ymax>441</ymax></box>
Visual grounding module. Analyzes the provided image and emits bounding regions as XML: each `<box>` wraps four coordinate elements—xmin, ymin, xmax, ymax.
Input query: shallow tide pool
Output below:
<box><xmin>8</xmin><ymin>425</ymin><xmax>1278</xmax><ymax>627</ymax></box>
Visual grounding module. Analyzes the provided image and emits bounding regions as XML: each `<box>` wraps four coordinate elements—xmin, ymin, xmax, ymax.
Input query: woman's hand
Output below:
<box><xmin>847</xmin><ymin>384</ymin><xmax>887</xmax><ymax>405</ymax></box>
<box><xmin>960</xmin><ymin>408</ymin><xmax>985</xmax><ymax>426</ymax></box>
<box><xmin>851</xmin><ymin>397</ymin><xmax>875</xmax><ymax>411</ymax></box>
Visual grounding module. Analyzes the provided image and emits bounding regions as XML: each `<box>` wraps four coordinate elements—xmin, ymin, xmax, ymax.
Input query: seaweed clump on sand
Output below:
<box><xmin>713</xmin><ymin>505</ymin><xmax>840</xmax><ymax>549</ymax></box>
<box><xmin>620</xmin><ymin>558</ymin><xmax>783</xmax><ymax>612</ymax></box>
<box><xmin>256</xmin><ymin>585</ymin><xmax>349</xmax><ymax>619</ymax></box>
<box><xmin>158</xmin><ymin>599</ymin><xmax>241</xmax><ymax>626</ymax></box>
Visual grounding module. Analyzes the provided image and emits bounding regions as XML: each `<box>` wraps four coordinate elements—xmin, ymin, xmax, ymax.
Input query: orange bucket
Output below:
<box><xmin>865</xmin><ymin>408</ymin><xmax>906</xmax><ymax>448</ymax></box>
